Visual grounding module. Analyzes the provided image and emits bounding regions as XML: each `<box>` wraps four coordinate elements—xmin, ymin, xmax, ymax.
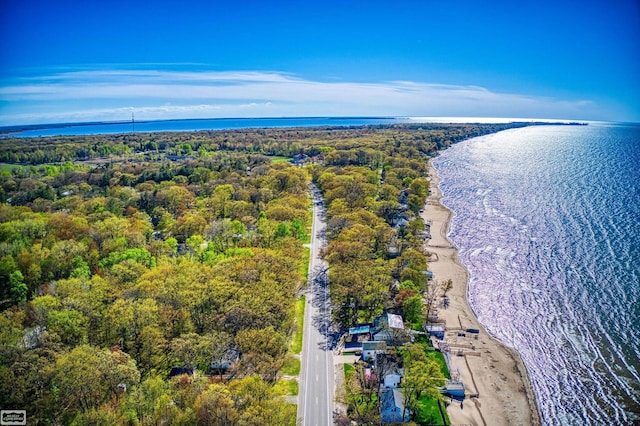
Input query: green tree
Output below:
<box><xmin>402</xmin><ymin>294</ymin><xmax>424</xmax><ymax>326</ymax></box>
<box><xmin>290</xmin><ymin>218</ymin><xmax>307</xmax><ymax>241</ymax></box>
<box><xmin>235</xmin><ymin>327</ymin><xmax>287</xmax><ymax>381</ymax></box>
<box><xmin>8</xmin><ymin>270</ymin><xmax>27</xmax><ymax>303</ymax></box>
<box><xmin>51</xmin><ymin>345</ymin><xmax>140</xmax><ymax>420</ymax></box>
<box><xmin>228</xmin><ymin>375</ymin><xmax>296</xmax><ymax>426</ymax></box>
<box><xmin>194</xmin><ymin>383</ymin><xmax>239</xmax><ymax>425</ymax></box>
<box><xmin>402</xmin><ymin>343</ymin><xmax>446</xmax><ymax>419</ymax></box>
<box><xmin>170</xmin><ymin>333</ymin><xmax>213</xmax><ymax>370</ymax></box>
<box><xmin>274</xmin><ymin>222</ymin><xmax>291</xmax><ymax>239</ymax></box>
<box><xmin>47</xmin><ymin>308</ymin><xmax>88</xmax><ymax>346</ymax></box>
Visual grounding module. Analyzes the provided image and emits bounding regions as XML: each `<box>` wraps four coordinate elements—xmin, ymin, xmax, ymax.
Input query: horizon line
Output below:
<box><xmin>0</xmin><ymin>115</ymin><xmax>602</xmax><ymax>130</ymax></box>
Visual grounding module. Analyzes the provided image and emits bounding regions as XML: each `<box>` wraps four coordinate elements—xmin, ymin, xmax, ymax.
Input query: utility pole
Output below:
<box><xmin>131</xmin><ymin>112</ymin><xmax>135</xmax><ymax>133</ymax></box>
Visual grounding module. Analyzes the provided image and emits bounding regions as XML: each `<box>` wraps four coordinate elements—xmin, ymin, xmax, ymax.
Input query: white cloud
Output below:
<box><xmin>0</xmin><ymin>69</ymin><xmax>603</xmax><ymax>125</ymax></box>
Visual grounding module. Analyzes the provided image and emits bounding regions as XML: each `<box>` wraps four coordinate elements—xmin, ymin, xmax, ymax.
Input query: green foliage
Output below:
<box><xmin>343</xmin><ymin>360</ymin><xmax>380</xmax><ymax>423</ymax></box>
<box><xmin>273</xmin><ymin>378</ymin><xmax>298</xmax><ymax>396</ymax></box>
<box><xmin>414</xmin><ymin>396</ymin><xmax>450</xmax><ymax>425</ymax></box>
<box><xmin>0</xmin><ymin>123</ymin><xmax>526</xmax><ymax>424</ymax></box>
<box><xmin>291</xmin><ymin>296</ymin><xmax>305</xmax><ymax>354</ymax></box>
<box><xmin>403</xmin><ymin>294</ymin><xmax>425</xmax><ymax>326</ymax></box>
<box><xmin>47</xmin><ymin>308</ymin><xmax>88</xmax><ymax>346</ymax></box>
<box><xmin>281</xmin><ymin>355</ymin><xmax>301</xmax><ymax>376</ymax></box>
<box><xmin>51</xmin><ymin>345</ymin><xmax>140</xmax><ymax>422</ymax></box>
<box><xmin>274</xmin><ymin>222</ymin><xmax>291</xmax><ymax>239</ymax></box>
<box><xmin>69</xmin><ymin>256</ymin><xmax>91</xmax><ymax>279</ymax></box>
<box><xmin>290</xmin><ymin>217</ymin><xmax>308</xmax><ymax>241</ymax></box>
<box><xmin>99</xmin><ymin>247</ymin><xmax>155</xmax><ymax>269</ymax></box>
<box><xmin>8</xmin><ymin>270</ymin><xmax>27</xmax><ymax>303</ymax></box>
<box><xmin>402</xmin><ymin>343</ymin><xmax>447</xmax><ymax>421</ymax></box>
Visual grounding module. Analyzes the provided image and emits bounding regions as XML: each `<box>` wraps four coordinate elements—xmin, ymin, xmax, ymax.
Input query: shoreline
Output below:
<box><xmin>421</xmin><ymin>159</ymin><xmax>541</xmax><ymax>426</ymax></box>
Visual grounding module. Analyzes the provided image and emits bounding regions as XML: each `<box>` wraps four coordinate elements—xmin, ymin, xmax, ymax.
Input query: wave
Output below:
<box><xmin>434</xmin><ymin>124</ymin><xmax>640</xmax><ymax>424</ymax></box>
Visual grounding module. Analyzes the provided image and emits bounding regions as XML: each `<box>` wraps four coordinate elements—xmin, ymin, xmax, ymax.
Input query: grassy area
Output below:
<box><xmin>290</xmin><ymin>296</ymin><xmax>305</xmax><ymax>354</ymax></box>
<box><xmin>413</xmin><ymin>396</ymin><xmax>449</xmax><ymax>425</ymax></box>
<box><xmin>281</xmin><ymin>355</ymin><xmax>301</xmax><ymax>376</ymax></box>
<box><xmin>273</xmin><ymin>379</ymin><xmax>299</xmax><ymax>396</ymax></box>
<box><xmin>269</xmin><ymin>156</ymin><xmax>291</xmax><ymax>163</ymax></box>
<box><xmin>0</xmin><ymin>163</ymin><xmax>25</xmax><ymax>176</ymax></box>
<box><xmin>344</xmin><ymin>363</ymin><xmax>355</xmax><ymax>379</ymax></box>
<box><xmin>412</xmin><ymin>335</ymin><xmax>451</xmax><ymax>380</ymax></box>
<box><xmin>427</xmin><ymin>350</ymin><xmax>451</xmax><ymax>380</ymax></box>
<box><xmin>300</xmin><ymin>247</ymin><xmax>311</xmax><ymax>283</ymax></box>
<box><xmin>304</xmin><ymin>196</ymin><xmax>313</xmax><ymax>244</ymax></box>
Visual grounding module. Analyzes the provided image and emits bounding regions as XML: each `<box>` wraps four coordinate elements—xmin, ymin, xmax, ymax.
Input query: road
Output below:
<box><xmin>298</xmin><ymin>184</ymin><xmax>335</xmax><ymax>426</ymax></box>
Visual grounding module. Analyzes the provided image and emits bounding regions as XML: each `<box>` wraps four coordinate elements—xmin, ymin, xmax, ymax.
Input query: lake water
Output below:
<box><xmin>1</xmin><ymin>116</ymin><xmax>569</xmax><ymax>138</ymax></box>
<box><xmin>3</xmin><ymin>117</ymin><xmax>402</xmax><ymax>137</ymax></box>
<box><xmin>433</xmin><ymin>123</ymin><xmax>640</xmax><ymax>425</ymax></box>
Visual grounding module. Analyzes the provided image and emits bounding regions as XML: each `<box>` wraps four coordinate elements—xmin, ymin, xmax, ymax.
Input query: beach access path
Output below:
<box><xmin>421</xmin><ymin>160</ymin><xmax>541</xmax><ymax>426</ymax></box>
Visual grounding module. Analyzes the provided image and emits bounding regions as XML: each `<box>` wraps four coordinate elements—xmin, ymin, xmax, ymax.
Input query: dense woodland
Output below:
<box><xmin>0</xmin><ymin>123</ymin><xmax>532</xmax><ymax>424</ymax></box>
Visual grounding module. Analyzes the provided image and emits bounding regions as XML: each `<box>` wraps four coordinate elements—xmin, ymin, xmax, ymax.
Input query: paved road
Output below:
<box><xmin>298</xmin><ymin>184</ymin><xmax>334</xmax><ymax>426</ymax></box>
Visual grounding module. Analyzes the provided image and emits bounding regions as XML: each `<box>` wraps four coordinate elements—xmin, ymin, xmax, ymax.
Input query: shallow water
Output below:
<box><xmin>433</xmin><ymin>124</ymin><xmax>640</xmax><ymax>425</ymax></box>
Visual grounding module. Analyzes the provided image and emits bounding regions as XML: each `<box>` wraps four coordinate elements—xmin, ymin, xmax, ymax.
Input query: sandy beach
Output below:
<box><xmin>421</xmin><ymin>160</ymin><xmax>541</xmax><ymax>426</ymax></box>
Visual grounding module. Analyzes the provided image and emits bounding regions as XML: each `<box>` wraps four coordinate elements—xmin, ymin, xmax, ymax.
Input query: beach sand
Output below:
<box><xmin>421</xmin><ymin>160</ymin><xmax>541</xmax><ymax>426</ymax></box>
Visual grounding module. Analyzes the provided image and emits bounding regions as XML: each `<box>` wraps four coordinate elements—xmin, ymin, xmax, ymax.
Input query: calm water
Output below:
<box><xmin>3</xmin><ymin>117</ymin><xmax>402</xmax><ymax>137</ymax></box>
<box><xmin>434</xmin><ymin>124</ymin><xmax>640</xmax><ymax>425</ymax></box>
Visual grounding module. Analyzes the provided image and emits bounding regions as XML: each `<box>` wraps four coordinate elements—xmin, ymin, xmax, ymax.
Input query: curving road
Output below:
<box><xmin>298</xmin><ymin>184</ymin><xmax>334</xmax><ymax>426</ymax></box>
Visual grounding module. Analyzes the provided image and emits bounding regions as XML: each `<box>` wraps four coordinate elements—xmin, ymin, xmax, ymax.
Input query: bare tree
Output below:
<box><xmin>423</xmin><ymin>280</ymin><xmax>441</xmax><ymax>322</ymax></box>
<box><xmin>373</xmin><ymin>353</ymin><xmax>396</xmax><ymax>393</ymax></box>
<box><xmin>442</xmin><ymin>278</ymin><xmax>453</xmax><ymax>297</ymax></box>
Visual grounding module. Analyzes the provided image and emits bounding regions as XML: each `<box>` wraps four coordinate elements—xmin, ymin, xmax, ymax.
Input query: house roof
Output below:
<box><xmin>349</xmin><ymin>325</ymin><xmax>371</xmax><ymax>335</ymax></box>
<box><xmin>379</xmin><ymin>389</ymin><xmax>409</xmax><ymax>422</ymax></box>
<box><xmin>362</xmin><ymin>341</ymin><xmax>386</xmax><ymax>351</ymax></box>
<box><xmin>387</xmin><ymin>313</ymin><xmax>404</xmax><ymax>329</ymax></box>
<box><xmin>425</xmin><ymin>324</ymin><xmax>446</xmax><ymax>332</ymax></box>
<box><xmin>392</xmin><ymin>389</ymin><xmax>405</xmax><ymax>409</ymax></box>
<box><xmin>210</xmin><ymin>348</ymin><xmax>240</xmax><ymax>369</ymax></box>
<box><xmin>169</xmin><ymin>367</ymin><xmax>195</xmax><ymax>378</ymax></box>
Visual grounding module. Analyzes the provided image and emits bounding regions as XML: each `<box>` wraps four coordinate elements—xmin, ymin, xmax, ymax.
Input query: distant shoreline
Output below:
<box><xmin>0</xmin><ymin>116</ymin><xmax>588</xmax><ymax>138</ymax></box>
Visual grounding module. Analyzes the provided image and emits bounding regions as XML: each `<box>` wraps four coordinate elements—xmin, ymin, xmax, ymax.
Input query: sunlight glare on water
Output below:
<box><xmin>433</xmin><ymin>124</ymin><xmax>640</xmax><ymax>425</ymax></box>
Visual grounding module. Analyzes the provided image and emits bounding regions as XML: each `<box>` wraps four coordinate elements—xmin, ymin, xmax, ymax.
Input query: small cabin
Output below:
<box><xmin>425</xmin><ymin>324</ymin><xmax>446</xmax><ymax>339</ymax></box>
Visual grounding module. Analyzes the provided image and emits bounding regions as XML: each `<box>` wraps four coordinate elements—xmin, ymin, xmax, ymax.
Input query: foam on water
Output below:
<box><xmin>433</xmin><ymin>123</ymin><xmax>640</xmax><ymax>425</ymax></box>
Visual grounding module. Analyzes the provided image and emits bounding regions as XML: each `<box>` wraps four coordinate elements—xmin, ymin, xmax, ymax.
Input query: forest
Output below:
<box><xmin>0</xmin><ymin>122</ymin><xmax>532</xmax><ymax>424</ymax></box>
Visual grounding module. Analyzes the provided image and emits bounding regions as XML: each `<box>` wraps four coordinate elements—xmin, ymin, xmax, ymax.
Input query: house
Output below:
<box><xmin>377</xmin><ymin>353</ymin><xmax>404</xmax><ymax>389</ymax></box>
<box><xmin>362</xmin><ymin>340</ymin><xmax>387</xmax><ymax>361</ymax></box>
<box><xmin>291</xmin><ymin>153</ymin><xmax>309</xmax><ymax>166</ymax></box>
<box><xmin>210</xmin><ymin>348</ymin><xmax>240</xmax><ymax>373</ymax></box>
<box><xmin>380</xmin><ymin>388</ymin><xmax>411</xmax><ymax>423</ymax></box>
<box><xmin>425</xmin><ymin>323</ymin><xmax>446</xmax><ymax>339</ymax></box>
<box><xmin>391</xmin><ymin>215</ymin><xmax>409</xmax><ymax>229</ymax></box>
<box><xmin>349</xmin><ymin>324</ymin><xmax>371</xmax><ymax>338</ymax></box>
<box><xmin>383</xmin><ymin>371</ymin><xmax>402</xmax><ymax>389</ymax></box>
<box><xmin>374</xmin><ymin>313</ymin><xmax>404</xmax><ymax>330</ymax></box>
<box><xmin>373</xmin><ymin>313</ymin><xmax>406</xmax><ymax>344</ymax></box>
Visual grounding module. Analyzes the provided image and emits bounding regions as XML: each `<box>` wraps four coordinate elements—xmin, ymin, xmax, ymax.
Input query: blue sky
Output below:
<box><xmin>1</xmin><ymin>0</ymin><xmax>638</xmax><ymax>125</ymax></box>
